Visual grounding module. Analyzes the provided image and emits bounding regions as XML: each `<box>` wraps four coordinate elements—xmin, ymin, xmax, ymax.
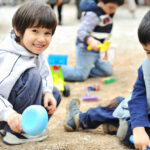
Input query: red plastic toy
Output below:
<box><xmin>88</xmin><ymin>84</ymin><xmax>100</xmax><ymax>91</ymax></box>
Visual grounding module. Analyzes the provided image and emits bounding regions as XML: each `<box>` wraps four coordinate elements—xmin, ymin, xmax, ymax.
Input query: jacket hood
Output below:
<box><xmin>0</xmin><ymin>30</ymin><xmax>35</xmax><ymax>57</ymax></box>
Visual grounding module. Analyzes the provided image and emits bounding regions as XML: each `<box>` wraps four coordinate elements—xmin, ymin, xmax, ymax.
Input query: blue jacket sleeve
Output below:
<box><xmin>79</xmin><ymin>0</ymin><xmax>99</xmax><ymax>11</ymax></box>
<box><xmin>128</xmin><ymin>66</ymin><xmax>150</xmax><ymax>129</ymax></box>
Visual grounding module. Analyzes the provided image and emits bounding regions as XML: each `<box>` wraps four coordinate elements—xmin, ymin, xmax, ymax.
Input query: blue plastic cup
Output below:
<box><xmin>21</xmin><ymin>105</ymin><xmax>48</xmax><ymax>136</ymax></box>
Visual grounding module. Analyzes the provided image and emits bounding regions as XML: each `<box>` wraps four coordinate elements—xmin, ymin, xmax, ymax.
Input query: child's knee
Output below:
<box><xmin>79</xmin><ymin>75</ymin><xmax>87</xmax><ymax>81</ymax></box>
<box><xmin>77</xmin><ymin>72</ymin><xmax>89</xmax><ymax>81</ymax></box>
<box><xmin>105</xmin><ymin>69</ymin><xmax>114</xmax><ymax>76</ymax></box>
<box><xmin>25</xmin><ymin>68</ymin><xmax>41</xmax><ymax>82</ymax></box>
<box><xmin>21</xmin><ymin>68</ymin><xmax>41</xmax><ymax>86</ymax></box>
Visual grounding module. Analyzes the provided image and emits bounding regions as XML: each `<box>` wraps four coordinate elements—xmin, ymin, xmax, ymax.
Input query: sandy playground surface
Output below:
<box><xmin>0</xmin><ymin>2</ymin><xmax>150</xmax><ymax>150</ymax></box>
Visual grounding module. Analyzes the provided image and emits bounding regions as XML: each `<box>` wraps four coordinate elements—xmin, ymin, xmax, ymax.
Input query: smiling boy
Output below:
<box><xmin>0</xmin><ymin>1</ymin><xmax>61</xmax><ymax>145</ymax></box>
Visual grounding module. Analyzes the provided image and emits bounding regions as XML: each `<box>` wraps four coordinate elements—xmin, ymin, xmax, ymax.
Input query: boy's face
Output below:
<box><xmin>142</xmin><ymin>43</ymin><xmax>150</xmax><ymax>60</ymax></box>
<box><xmin>98</xmin><ymin>2</ymin><xmax>119</xmax><ymax>15</ymax></box>
<box><xmin>15</xmin><ymin>26</ymin><xmax>52</xmax><ymax>55</ymax></box>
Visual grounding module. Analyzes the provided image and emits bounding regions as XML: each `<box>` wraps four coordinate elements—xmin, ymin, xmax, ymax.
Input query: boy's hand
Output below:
<box><xmin>7</xmin><ymin>112</ymin><xmax>22</xmax><ymax>133</ymax></box>
<box><xmin>133</xmin><ymin>127</ymin><xmax>150</xmax><ymax>150</ymax></box>
<box><xmin>86</xmin><ymin>37</ymin><xmax>101</xmax><ymax>52</ymax></box>
<box><xmin>43</xmin><ymin>92</ymin><xmax>57</xmax><ymax>115</ymax></box>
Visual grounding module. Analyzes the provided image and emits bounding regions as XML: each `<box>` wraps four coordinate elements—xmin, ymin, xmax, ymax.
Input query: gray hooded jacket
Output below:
<box><xmin>0</xmin><ymin>31</ymin><xmax>53</xmax><ymax>122</ymax></box>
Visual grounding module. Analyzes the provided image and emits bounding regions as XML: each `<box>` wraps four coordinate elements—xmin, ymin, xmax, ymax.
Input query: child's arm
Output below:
<box><xmin>80</xmin><ymin>0</ymin><xmax>99</xmax><ymax>11</ymax></box>
<box><xmin>39</xmin><ymin>55</ymin><xmax>56</xmax><ymax>114</ymax></box>
<box><xmin>86</xmin><ymin>36</ymin><xmax>101</xmax><ymax>51</ymax></box>
<box><xmin>128</xmin><ymin>66</ymin><xmax>150</xmax><ymax>148</ymax></box>
<box><xmin>7</xmin><ymin>112</ymin><xmax>22</xmax><ymax>133</ymax></box>
<box><xmin>0</xmin><ymin>96</ymin><xmax>22</xmax><ymax>133</ymax></box>
<box><xmin>40</xmin><ymin>54</ymin><xmax>53</xmax><ymax>94</ymax></box>
<box><xmin>43</xmin><ymin>91</ymin><xmax>57</xmax><ymax>115</ymax></box>
<box><xmin>133</xmin><ymin>127</ymin><xmax>150</xmax><ymax>150</ymax></box>
<box><xmin>128</xmin><ymin>66</ymin><xmax>149</xmax><ymax>128</ymax></box>
<box><xmin>77</xmin><ymin>12</ymin><xmax>101</xmax><ymax>51</ymax></box>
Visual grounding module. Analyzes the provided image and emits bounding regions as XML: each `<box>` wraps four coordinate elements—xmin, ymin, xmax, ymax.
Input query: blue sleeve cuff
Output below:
<box><xmin>131</xmin><ymin>118</ymin><xmax>150</xmax><ymax>129</ymax></box>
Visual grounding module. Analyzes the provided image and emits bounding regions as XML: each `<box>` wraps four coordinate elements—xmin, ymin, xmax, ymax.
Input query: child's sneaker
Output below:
<box><xmin>0</xmin><ymin>129</ymin><xmax>5</xmax><ymax>137</ymax></box>
<box><xmin>3</xmin><ymin>128</ymin><xmax>49</xmax><ymax>145</ymax></box>
<box><xmin>107</xmin><ymin>96</ymin><xmax>124</xmax><ymax>108</ymax></box>
<box><xmin>0</xmin><ymin>122</ymin><xmax>6</xmax><ymax>136</ymax></box>
<box><xmin>102</xmin><ymin>120</ymin><xmax>119</xmax><ymax>135</ymax></box>
<box><xmin>64</xmin><ymin>99</ymin><xmax>81</xmax><ymax>131</ymax></box>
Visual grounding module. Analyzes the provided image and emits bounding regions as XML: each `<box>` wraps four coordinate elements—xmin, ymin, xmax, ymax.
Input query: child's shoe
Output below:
<box><xmin>107</xmin><ymin>96</ymin><xmax>124</xmax><ymax>108</ymax></box>
<box><xmin>3</xmin><ymin>128</ymin><xmax>49</xmax><ymax>145</ymax></box>
<box><xmin>0</xmin><ymin>129</ymin><xmax>5</xmax><ymax>137</ymax></box>
<box><xmin>0</xmin><ymin>122</ymin><xmax>6</xmax><ymax>137</ymax></box>
<box><xmin>64</xmin><ymin>99</ymin><xmax>81</xmax><ymax>131</ymax></box>
<box><xmin>102</xmin><ymin>120</ymin><xmax>119</xmax><ymax>135</ymax></box>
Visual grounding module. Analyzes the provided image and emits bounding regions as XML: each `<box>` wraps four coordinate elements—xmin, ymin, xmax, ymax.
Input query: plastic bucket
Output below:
<box><xmin>47</xmin><ymin>54</ymin><xmax>68</xmax><ymax>65</ymax></box>
<box><xmin>21</xmin><ymin>105</ymin><xmax>48</xmax><ymax>136</ymax></box>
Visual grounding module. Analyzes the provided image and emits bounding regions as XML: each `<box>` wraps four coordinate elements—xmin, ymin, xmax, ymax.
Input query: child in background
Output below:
<box><xmin>0</xmin><ymin>1</ymin><xmax>61</xmax><ymax>145</ymax></box>
<box><xmin>76</xmin><ymin>0</ymin><xmax>82</xmax><ymax>19</ymax></box>
<box><xmin>62</xmin><ymin>0</ymin><xmax>124</xmax><ymax>81</ymax></box>
<box><xmin>80</xmin><ymin>0</ymin><xmax>137</xmax><ymax>17</ymax></box>
<box><xmin>47</xmin><ymin>0</ymin><xmax>63</xmax><ymax>25</ymax></box>
<box><xmin>80</xmin><ymin>0</ymin><xmax>100</xmax><ymax>11</ymax></box>
<box><xmin>64</xmin><ymin>10</ymin><xmax>150</xmax><ymax>150</ymax></box>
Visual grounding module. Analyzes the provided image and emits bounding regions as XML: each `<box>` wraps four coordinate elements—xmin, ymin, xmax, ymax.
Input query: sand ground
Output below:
<box><xmin>0</xmin><ymin>2</ymin><xmax>150</xmax><ymax>150</ymax></box>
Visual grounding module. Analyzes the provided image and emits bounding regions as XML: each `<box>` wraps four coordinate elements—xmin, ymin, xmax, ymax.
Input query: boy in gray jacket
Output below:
<box><xmin>0</xmin><ymin>1</ymin><xmax>61</xmax><ymax>145</ymax></box>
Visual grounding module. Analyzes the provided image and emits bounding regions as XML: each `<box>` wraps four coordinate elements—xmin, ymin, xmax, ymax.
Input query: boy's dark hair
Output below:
<box><xmin>12</xmin><ymin>1</ymin><xmax>57</xmax><ymax>38</ymax></box>
<box><xmin>98</xmin><ymin>0</ymin><xmax>124</xmax><ymax>6</ymax></box>
<box><xmin>138</xmin><ymin>10</ymin><xmax>150</xmax><ymax>45</ymax></box>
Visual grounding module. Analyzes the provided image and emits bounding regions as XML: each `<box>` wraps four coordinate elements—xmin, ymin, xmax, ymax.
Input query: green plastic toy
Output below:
<box><xmin>102</xmin><ymin>77</ymin><xmax>115</xmax><ymax>84</ymax></box>
<box><xmin>48</xmin><ymin>54</ymin><xmax>70</xmax><ymax>97</ymax></box>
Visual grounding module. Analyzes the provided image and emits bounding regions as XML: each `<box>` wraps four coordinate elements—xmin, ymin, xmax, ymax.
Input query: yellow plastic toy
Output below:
<box><xmin>87</xmin><ymin>41</ymin><xmax>110</xmax><ymax>51</ymax></box>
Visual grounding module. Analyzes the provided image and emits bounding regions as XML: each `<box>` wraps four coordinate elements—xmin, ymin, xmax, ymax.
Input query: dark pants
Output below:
<box><xmin>51</xmin><ymin>4</ymin><xmax>63</xmax><ymax>24</ymax></box>
<box><xmin>78</xmin><ymin>100</ymin><xmax>145</xmax><ymax>149</ymax></box>
<box><xmin>1</xmin><ymin>68</ymin><xmax>61</xmax><ymax>133</ymax></box>
<box><xmin>76</xmin><ymin>0</ymin><xmax>82</xmax><ymax>19</ymax></box>
<box><xmin>79</xmin><ymin>106</ymin><xmax>118</xmax><ymax>129</ymax></box>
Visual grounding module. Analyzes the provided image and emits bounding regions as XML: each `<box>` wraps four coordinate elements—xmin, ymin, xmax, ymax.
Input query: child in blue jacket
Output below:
<box><xmin>64</xmin><ymin>10</ymin><xmax>150</xmax><ymax>150</ymax></box>
<box><xmin>62</xmin><ymin>0</ymin><xmax>124</xmax><ymax>81</ymax></box>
